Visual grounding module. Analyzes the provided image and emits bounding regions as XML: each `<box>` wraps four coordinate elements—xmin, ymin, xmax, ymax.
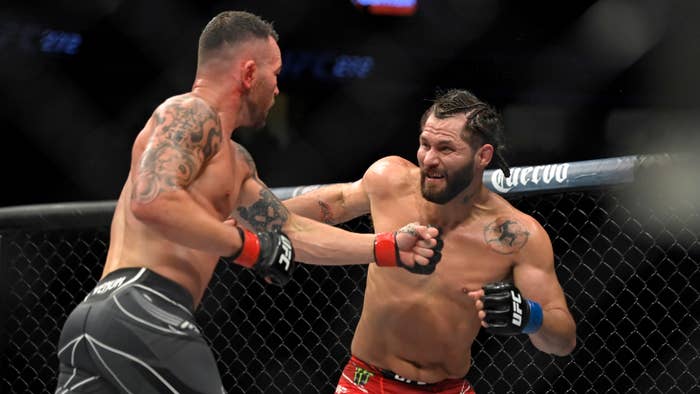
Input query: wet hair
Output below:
<box><xmin>197</xmin><ymin>11</ymin><xmax>279</xmax><ymax>66</ymax></box>
<box><xmin>420</xmin><ymin>89</ymin><xmax>511</xmax><ymax>177</ymax></box>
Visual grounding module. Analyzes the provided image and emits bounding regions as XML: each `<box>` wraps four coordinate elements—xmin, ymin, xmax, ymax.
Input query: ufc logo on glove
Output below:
<box><xmin>277</xmin><ymin>236</ymin><xmax>293</xmax><ymax>270</ymax></box>
<box><xmin>225</xmin><ymin>228</ymin><xmax>297</xmax><ymax>286</ymax></box>
<box><xmin>481</xmin><ymin>282</ymin><xmax>543</xmax><ymax>335</ymax></box>
<box><xmin>511</xmin><ymin>291</ymin><xmax>523</xmax><ymax>326</ymax></box>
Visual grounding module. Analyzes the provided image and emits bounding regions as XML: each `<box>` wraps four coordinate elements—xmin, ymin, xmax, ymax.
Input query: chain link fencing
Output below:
<box><xmin>1</xmin><ymin>157</ymin><xmax>698</xmax><ymax>393</ymax></box>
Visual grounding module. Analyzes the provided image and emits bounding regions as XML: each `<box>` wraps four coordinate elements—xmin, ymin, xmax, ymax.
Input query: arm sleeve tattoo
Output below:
<box><xmin>132</xmin><ymin>97</ymin><xmax>221</xmax><ymax>203</ymax></box>
<box><xmin>237</xmin><ymin>188</ymin><xmax>290</xmax><ymax>233</ymax></box>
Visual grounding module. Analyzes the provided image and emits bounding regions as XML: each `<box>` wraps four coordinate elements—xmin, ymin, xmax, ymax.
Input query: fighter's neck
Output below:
<box><xmin>190</xmin><ymin>80</ymin><xmax>242</xmax><ymax>136</ymax></box>
<box><xmin>420</xmin><ymin>183</ymin><xmax>492</xmax><ymax>228</ymax></box>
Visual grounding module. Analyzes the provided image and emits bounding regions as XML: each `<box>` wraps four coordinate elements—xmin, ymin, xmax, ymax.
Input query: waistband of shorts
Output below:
<box><xmin>349</xmin><ymin>355</ymin><xmax>467</xmax><ymax>387</ymax></box>
<box><xmin>86</xmin><ymin>267</ymin><xmax>195</xmax><ymax>312</ymax></box>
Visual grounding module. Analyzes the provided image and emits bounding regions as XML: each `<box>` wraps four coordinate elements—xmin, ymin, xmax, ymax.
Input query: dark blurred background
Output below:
<box><xmin>1</xmin><ymin>0</ymin><xmax>699</xmax><ymax>208</ymax></box>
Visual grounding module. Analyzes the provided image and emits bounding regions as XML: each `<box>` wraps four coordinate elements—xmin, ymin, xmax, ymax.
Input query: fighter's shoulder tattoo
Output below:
<box><xmin>484</xmin><ymin>217</ymin><xmax>530</xmax><ymax>254</ymax></box>
<box><xmin>237</xmin><ymin>188</ymin><xmax>289</xmax><ymax>232</ymax></box>
<box><xmin>132</xmin><ymin>97</ymin><xmax>221</xmax><ymax>203</ymax></box>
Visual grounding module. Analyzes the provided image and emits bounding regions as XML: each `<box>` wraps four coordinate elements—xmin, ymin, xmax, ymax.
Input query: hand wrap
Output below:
<box><xmin>481</xmin><ymin>281</ymin><xmax>543</xmax><ymax>335</ymax></box>
<box><xmin>223</xmin><ymin>227</ymin><xmax>296</xmax><ymax>286</ymax></box>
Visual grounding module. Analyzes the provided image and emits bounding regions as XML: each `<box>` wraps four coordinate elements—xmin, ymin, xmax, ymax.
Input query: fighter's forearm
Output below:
<box><xmin>529</xmin><ymin>307</ymin><xmax>577</xmax><ymax>356</ymax></box>
<box><xmin>283</xmin><ymin>214</ymin><xmax>375</xmax><ymax>266</ymax></box>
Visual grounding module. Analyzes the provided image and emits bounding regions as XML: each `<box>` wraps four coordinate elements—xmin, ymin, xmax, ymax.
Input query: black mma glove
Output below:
<box><xmin>223</xmin><ymin>227</ymin><xmax>296</xmax><ymax>286</ymax></box>
<box><xmin>373</xmin><ymin>227</ymin><xmax>443</xmax><ymax>275</ymax></box>
<box><xmin>481</xmin><ymin>281</ymin><xmax>543</xmax><ymax>335</ymax></box>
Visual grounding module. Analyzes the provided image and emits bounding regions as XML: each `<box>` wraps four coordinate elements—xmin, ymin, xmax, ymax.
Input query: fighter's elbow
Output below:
<box><xmin>553</xmin><ymin>335</ymin><xmax>577</xmax><ymax>356</ymax></box>
<box><xmin>130</xmin><ymin>199</ymin><xmax>164</xmax><ymax>225</ymax></box>
<box><xmin>532</xmin><ymin>327</ymin><xmax>577</xmax><ymax>356</ymax></box>
<box><xmin>549</xmin><ymin>320</ymin><xmax>577</xmax><ymax>356</ymax></box>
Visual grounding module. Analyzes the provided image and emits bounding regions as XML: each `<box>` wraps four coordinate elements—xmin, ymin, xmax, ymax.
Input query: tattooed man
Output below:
<box><xmin>54</xmin><ymin>11</ymin><xmax>441</xmax><ymax>393</ymax></box>
<box><xmin>286</xmin><ymin>89</ymin><xmax>576</xmax><ymax>393</ymax></box>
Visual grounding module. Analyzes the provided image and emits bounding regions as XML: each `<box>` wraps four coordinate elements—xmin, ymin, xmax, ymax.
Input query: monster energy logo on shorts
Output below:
<box><xmin>353</xmin><ymin>367</ymin><xmax>374</xmax><ymax>386</ymax></box>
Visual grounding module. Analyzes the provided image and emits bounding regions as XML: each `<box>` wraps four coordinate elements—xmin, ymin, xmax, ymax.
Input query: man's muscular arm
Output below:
<box><xmin>232</xmin><ymin>145</ymin><xmax>439</xmax><ymax>268</ymax></box>
<box><xmin>283</xmin><ymin>155</ymin><xmax>412</xmax><ymax>225</ymax></box>
<box><xmin>283</xmin><ymin>181</ymin><xmax>370</xmax><ymax>225</ymax></box>
<box><xmin>130</xmin><ymin>96</ymin><xmax>242</xmax><ymax>257</ymax></box>
<box><xmin>513</xmin><ymin>221</ymin><xmax>576</xmax><ymax>355</ymax></box>
<box><xmin>469</xmin><ymin>217</ymin><xmax>576</xmax><ymax>356</ymax></box>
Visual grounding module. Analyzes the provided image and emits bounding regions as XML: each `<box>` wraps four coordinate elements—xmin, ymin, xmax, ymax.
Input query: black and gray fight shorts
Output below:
<box><xmin>55</xmin><ymin>267</ymin><xmax>225</xmax><ymax>394</ymax></box>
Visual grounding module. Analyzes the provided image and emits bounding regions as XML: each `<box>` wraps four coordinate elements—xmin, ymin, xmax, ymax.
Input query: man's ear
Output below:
<box><xmin>476</xmin><ymin>144</ymin><xmax>494</xmax><ymax>170</ymax></box>
<box><xmin>241</xmin><ymin>60</ymin><xmax>256</xmax><ymax>90</ymax></box>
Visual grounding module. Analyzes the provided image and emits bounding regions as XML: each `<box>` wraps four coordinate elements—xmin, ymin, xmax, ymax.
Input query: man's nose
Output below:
<box><xmin>423</xmin><ymin>148</ymin><xmax>440</xmax><ymax>166</ymax></box>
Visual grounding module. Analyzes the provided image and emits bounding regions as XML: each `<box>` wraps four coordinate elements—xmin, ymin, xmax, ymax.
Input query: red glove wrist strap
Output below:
<box><xmin>234</xmin><ymin>228</ymin><xmax>261</xmax><ymax>268</ymax></box>
<box><xmin>374</xmin><ymin>232</ymin><xmax>397</xmax><ymax>267</ymax></box>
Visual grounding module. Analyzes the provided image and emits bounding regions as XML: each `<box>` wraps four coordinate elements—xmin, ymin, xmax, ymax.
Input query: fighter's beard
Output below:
<box><xmin>420</xmin><ymin>160</ymin><xmax>474</xmax><ymax>204</ymax></box>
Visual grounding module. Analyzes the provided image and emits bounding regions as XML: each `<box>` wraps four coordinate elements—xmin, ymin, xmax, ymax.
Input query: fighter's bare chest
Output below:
<box><xmin>190</xmin><ymin>151</ymin><xmax>242</xmax><ymax>219</ymax></box>
<box><xmin>436</xmin><ymin>229</ymin><xmax>515</xmax><ymax>289</ymax></box>
<box><xmin>371</xmin><ymin>229</ymin><xmax>514</xmax><ymax>307</ymax></box>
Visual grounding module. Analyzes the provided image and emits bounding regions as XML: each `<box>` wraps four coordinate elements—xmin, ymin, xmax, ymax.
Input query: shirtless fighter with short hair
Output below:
<box><xmin>54</xmin><ymin>11</ymin><xmax>441</xmax><ymax>393</ymax></box>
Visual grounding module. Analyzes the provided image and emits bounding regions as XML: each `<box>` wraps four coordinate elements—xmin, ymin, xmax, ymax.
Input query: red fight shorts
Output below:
<box><xmin>335</xmin><ymin>356</ymin><xmax>476</xmax><ymax>394</ymax></box>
